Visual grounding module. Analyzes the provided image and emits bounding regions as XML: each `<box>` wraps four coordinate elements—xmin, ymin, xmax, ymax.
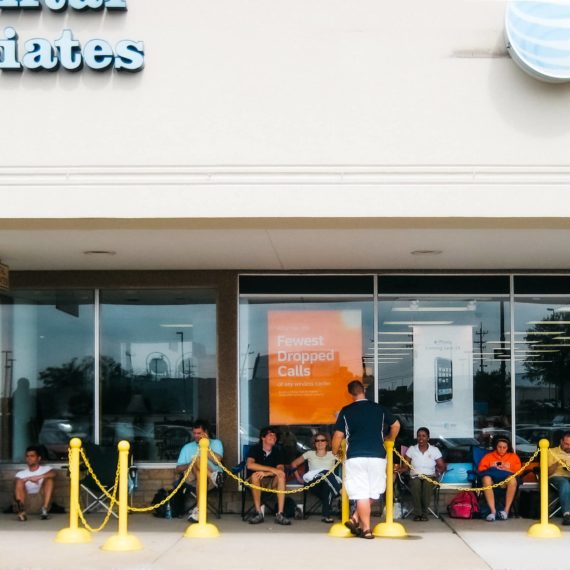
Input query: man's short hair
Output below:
<box><xmin>193</xmin><ymin>419</ymin><xmax>211</xmax><ymax>433</ymax></box>
<box><xmin>25</xmin><ymin>445</ymin><xmax>43</xmax><ymax>458</ymax></box>
<box><xmin>259</xmin><ymin>426</ymin><xmax>278</xmax><ymax>442</ymax></box>
<box><xmin>347</xmin><ymin>380</ymin><xmax>365</xmax><ymax>396</ymax></box>
<box><xmin>562</xmin><ymin>431</ymin><xmax>570</xmax><ymax>440</ymax></box>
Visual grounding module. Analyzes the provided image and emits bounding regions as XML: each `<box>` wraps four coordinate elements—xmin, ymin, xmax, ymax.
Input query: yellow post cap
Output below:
<box><xmin>69</xmin><ymin>438</ymin><xmax>82</xmax><ymax>448</ymax></box>
<box><xmin>118</xmin><ymin>440</ymin><xmax>130</xmax><ymax>452</ymax></box>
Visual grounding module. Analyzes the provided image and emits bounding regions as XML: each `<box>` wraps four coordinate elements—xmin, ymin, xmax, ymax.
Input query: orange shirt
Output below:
<box><xmin>478</xmin><ymin>451</ymin><xmax>521</xmax><ymax>474</ymax></box>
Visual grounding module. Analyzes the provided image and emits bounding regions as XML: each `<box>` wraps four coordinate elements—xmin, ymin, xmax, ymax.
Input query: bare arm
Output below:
<box><xmin>331</xmin><ymin>430</ymin><xmax>344</xmax><ymax>456</ymax></box>
<box><xmin>246</xmin><ymin>457</ymin><xmax>281</xmax><ymax>476</ymax></box>
<box><xmin>385</xmin><ymin>420</ymin><xmax>400</xmax><ymax>442</ymax></box>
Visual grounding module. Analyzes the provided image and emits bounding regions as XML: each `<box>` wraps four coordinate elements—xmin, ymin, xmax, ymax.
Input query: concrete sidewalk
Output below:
<box><xmin>0</xmin><ymin>513</ymin><xmax>567</xmax><ymax>570</ymax></box>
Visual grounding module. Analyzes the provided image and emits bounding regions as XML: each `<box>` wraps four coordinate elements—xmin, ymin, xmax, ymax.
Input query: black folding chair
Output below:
<box><xmin>79</xmin><ymin>443</ymin><xmax>120</xmax><ymax>518</ymax></box>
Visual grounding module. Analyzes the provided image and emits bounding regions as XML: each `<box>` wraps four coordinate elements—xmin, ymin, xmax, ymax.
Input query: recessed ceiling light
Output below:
<box><xmin>83</xmin><ymin>250</ymin><xmax>116</xmax><ymax>256</ymax></box>
<box><xmin>410</xmin><ymin>250</ymin><xmax>443</xmax><ymax>256</ymax></box>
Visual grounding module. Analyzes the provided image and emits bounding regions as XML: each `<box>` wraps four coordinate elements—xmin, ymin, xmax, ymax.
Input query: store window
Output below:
<box><xmin>514</xmin><ymin>293</ymin><xmax>570</xmax><ymax>448</ymax></box>
<box><xmin>0</xmin><ymin>290</ymin><xmax>94</xmax><ymax>462</ymax></box>
<box><xmin>377</xmin><ymin>289</ymin><xmax>512</xmax><ymax>462</ymax></box>
<box><xmin>99</xmin><ymin>289</ymin><xmax>217</xmax><ymax>461</ymax></box>
<box><xmin>239</xmin><ymin>276</ymin><xmax>374</xmax><ymax>463</ymax></box>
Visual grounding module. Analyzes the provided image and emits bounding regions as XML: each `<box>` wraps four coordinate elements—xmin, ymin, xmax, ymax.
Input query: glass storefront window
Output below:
<box><xmin>99</xmin><ymin>289</ymin><xmax>217</xmax><ymax>461</ymax></box>
<box><xmin>378</xmin><ymin>296</ymin><xmax>512</xmax><ymax>461</ymax></box>
<box><xmin>239</xmin><ymin>295</ymin><xmax>374</xmax><ymax>463</ymax></box>
<box><xmin>0</xmin><ymin>290</ymin><xmax>94</xmax><ymax>462</ymax></box>
<box><xmin>515</xmin><ymin>297</ymin><xmax>570</xmax><ymax>447</ymax></box>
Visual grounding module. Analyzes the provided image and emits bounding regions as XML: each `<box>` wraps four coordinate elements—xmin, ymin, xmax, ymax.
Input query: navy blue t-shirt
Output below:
<box><xmin>334</xmin><ymin>399</ymin><xmax>397</xmax><ymax>459</ymax></box>
<box><xmin>246</xmin><ymin>443</ymin><xmax>285</xmax><ymax>477</ymax></box>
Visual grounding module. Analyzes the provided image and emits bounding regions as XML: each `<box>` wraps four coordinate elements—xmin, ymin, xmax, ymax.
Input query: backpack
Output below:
<box><xmin>152</xmin><ymin>488</ymin><xmax>169</xmax><ymax>518</ymax></box>
<box><xmin>447</xmin><ymin>491</ymin><xmax>479</xmax><ymax>519</ymax></box>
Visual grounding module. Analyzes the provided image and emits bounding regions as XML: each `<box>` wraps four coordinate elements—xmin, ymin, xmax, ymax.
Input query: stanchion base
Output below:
<box><xmin>528</xmin><ymin>523</ymin><xmax>561</xmax><ymax>539</ymax></box>
<box><xmin>101</xmin><ymin>533</ymin><xmax>143</xmax><ymax>551</ymax></box>
<box><xmin>55</xmin><ymin>527</ymin><xmax>92</xmax><ymax>544</ymax></box>
<box><xmin>328</xmin><ymin>522</ymin><xmax>354</xmax><ymax>538</ymax></box>
<box><xmin>373</xmin><ymin>521</ymin><xmax>407</xmax><ymax>538</ymax></box>
<box><xmin>184</xmin><ymin>523</ymin><xmax>220</xmax><ymax>538</ymax></box>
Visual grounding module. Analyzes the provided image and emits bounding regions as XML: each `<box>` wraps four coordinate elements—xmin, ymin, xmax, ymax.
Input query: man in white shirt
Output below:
<box><xmin>14</xmin><ymin>446</ymin><xmax>56</xmax><ymax>521</ymax></box>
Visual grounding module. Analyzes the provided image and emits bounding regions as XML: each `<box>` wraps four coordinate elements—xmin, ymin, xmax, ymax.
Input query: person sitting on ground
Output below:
<box><xmin>14</xmin><ymin>445</ymin><xmax>56</xmax><ymax>521</ymax></box>
<box><xmin>290</xmin><ymin>432</ymin><xmax>341</xmax><ymax>523</ymax></box>
<box><xmin>245</xmin><ymin>426</ymin><xmax>291</xmax><ymax>526</ymax></box>
<box><xmin>175</xmin><ymin>419</ymin><xmax>224</xmax><ymax>522</ymax></box>
<box><xmin>399</xmin><ymin>427</ymin><xmax>445</xmax><ymax>521</ymax></box>
<box><xmin>548</xmin><ymin>431</ymin><xmax>570</xmax><ymax>526</ymax></box>
<box><xmin>478</xmin><ymin>436</ymin><xmax>521</xmax><ymax>521</ymax></box>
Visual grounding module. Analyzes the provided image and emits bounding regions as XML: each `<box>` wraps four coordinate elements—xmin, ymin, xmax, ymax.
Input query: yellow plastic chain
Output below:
<box><xmin>548</xmin><ymin>449</ymin><xmax>570</xmax><ymax>472</ymax></box>
<box><xmin>393</xmin><ymin>447</ymin><xmax>540</xmax><ymax>492</ymax></box>
<box><xmin>72</xmin><ymin>447</ymin><xmax>120</xmax><ymax>533</ymax></box>
<box><xmin>128</xmin><ymin>453</ymin><xmax>198</xmax><ymax>512</ymax></box>
<box><xmin>208</xmin><ymin>448</ymin><xmax>342</xmax><ymax>495</ymax></box>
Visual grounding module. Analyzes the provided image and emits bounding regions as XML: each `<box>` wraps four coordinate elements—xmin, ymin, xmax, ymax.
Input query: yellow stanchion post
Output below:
<box><xmin>184</xmin><ymin>437</ymin><xmax>220</xmax><ymax>538</ymax></box>
<box><xmin>329</xmin><ymin>440</ymin><xmax>352</xmax><ymax>538</ymax></box>
<box><xmin>374</xmin><ymin>440</ymin><xmax>407</xmax><ymax>538</ymax></box>
<box><xmin>56</xmin><ymin>438</ymin><xmax>92</xmax><ymax>544</ymax></box>
<box><xmin>102</xmin><ymin>441</ymin><xmax>143</xmax><ymax>551</ymax></box>
<box><xmin>528</xmin><ymin>439</ymin><xmax>561</xmax><ymax>539</ymax></box>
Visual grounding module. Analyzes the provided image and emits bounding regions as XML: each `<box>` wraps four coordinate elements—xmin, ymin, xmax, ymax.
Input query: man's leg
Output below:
<box><xmin>356</xmin><ymin>498</ymin><xmax>372</xmax><ymax>531</ymax></box>
<box><xmin>249</xmin><ymin>472</ymin><xmax>264</xmax><ymax>512</ymax></box>
<box><xmin>13</xmin><ymin>479</ymin><xmax>27</xmax><ymax>520</ymax></box>
<box><xmin>274</xmin><ymin>470</ymin><xmax>286</xmax><ymax>514</ymax></box>
<box><xmin>41</xmin><ymin>479</ymin><xmax>54</xmax><ymax>510</ymax></box>
<box><xmin>551</xmin><ymin>476</ymin><xmax>570</xmax><ymax>515</ymax></box>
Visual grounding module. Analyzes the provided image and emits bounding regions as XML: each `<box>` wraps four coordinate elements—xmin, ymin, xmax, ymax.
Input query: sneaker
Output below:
<box><xmin>16</xmin><ymin>501</ymin><xmax>27</xmax><ymax>522</ymax></box>
<box><xmin>486</xmin><ymin>513</ymin><xmax>496</xmax><ymax>522</ymax></box>
<box><xmin>40</xmin><ymin>507</ymin><xmax>49</xmax><ymax>520</ymax></box>
<box><xmin>187</xmin><ymin>507</ymin><xmax>199</xmax><ymax>522</ymax></box>
<box><xmin>274</xmin><ymin>512</ymin><xmax>291</xmax><ymax>526</ymax></box>
<box><xmin>562</xmin><ymin>513</ymin><xmax>570</xmax><ymax>526</ymax></box>
<box><xmin>498</xmin><ymin>510</ymin><xmax>508</xmax><ymax>521</ymax></box>
<box><xmin>249</xmin><ymin>511</ymin><xmax>264</xmax><ymax>525</ymax></box>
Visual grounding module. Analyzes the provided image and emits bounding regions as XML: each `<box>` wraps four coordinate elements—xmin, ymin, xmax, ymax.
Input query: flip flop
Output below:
<box><xmin>361</xmin><ymin>529</ymin><xmax>375</xmax><ymax>539</ymax></box>
<box><xmin>344</xmin><ymin>516</ymin><xmax>362</xmax><ymax>536</ymax></box>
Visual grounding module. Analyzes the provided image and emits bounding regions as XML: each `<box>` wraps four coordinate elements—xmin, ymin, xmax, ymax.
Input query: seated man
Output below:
<box><xmin>245</xmin><ymin>426</ymin><xmax>291</xmax><ymax>526</ymax></box>
<box><xmin>548</xmin><ymin>431</ymin><xmax>570</xmax><ymax>526</ymax></box>
<box><xmin>176</xmin><ymin>419</ymin><xmax>224</xmax><ymax>521</ymax></box>
<box><xmin>14</xmin><ymin>445</ymin><xmax>55</xmax><ymax>521</ymax></box>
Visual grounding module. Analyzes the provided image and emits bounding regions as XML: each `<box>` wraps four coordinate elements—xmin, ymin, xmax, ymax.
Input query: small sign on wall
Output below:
<box><xmin>0</xmin><ymin>262</ymin><xmax>9</xmax><ymax>292</ymax></box>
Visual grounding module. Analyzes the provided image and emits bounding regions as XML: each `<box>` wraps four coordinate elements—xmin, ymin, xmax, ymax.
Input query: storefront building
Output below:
<box><xmin>1</xmin><ymin>1</ymin><xmax>570</xmax><ymax>508</ymax></box>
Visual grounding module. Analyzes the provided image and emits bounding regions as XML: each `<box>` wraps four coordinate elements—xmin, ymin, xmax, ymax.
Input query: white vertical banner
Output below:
<box><xmin>413</xmin><ymin>326</ymin><xmax>474</xmax><ymax>438</ymax></box>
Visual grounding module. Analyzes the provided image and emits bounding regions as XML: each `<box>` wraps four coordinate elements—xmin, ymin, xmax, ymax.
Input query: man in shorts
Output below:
<box><xmin>332</xmin><ymin>380</ymin><xmax>400</xmax><ymax>539</ymax></box>
<box><xmin>176</xmin><ymin>419</ymin><xmax>224</xmax><ymax>522</ymax></box>
<box><xmin>14</xmin><ymin>445</ymin><xmax>55</xmax><ymax>521</ymax></box>
<box><xmin>245</xmin><ymin>426</ymin><xmax>291</xmax><ymax>525</ymax></box>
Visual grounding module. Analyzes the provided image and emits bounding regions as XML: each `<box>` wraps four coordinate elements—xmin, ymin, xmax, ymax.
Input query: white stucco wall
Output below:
<box><xmin>1</xmin><ymin>0</ymin><xmax>570</xmax><ymax>220</ymax></box>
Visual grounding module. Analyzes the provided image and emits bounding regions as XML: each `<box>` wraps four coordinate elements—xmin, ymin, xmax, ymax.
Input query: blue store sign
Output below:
<box><xmin>0</xmin><ymin>0</ymin><xmax>144</xmax><ymax>72</ymax></box>
<box><xmin>506</xmin><ymin>0</ymin><xmax>570</xmax><ymax>83</ymax></box>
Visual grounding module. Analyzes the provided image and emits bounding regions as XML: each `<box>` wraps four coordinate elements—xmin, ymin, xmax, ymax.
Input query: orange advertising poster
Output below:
<box><xmin>268</xmin><ymin>310</ymin><xmax>362</xmax><ymax>425</ymax></box>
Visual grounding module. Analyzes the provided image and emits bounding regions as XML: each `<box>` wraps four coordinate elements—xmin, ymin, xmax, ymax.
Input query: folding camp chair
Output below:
<box><xmin>181</xmin><ymin>471</ymin><xmax>226</xmax><ymax>519</ymax></box>
<box><xmin>79</xmin><ymin>442</ymin><xmax>137</xmax><ymax>518</ymax></box>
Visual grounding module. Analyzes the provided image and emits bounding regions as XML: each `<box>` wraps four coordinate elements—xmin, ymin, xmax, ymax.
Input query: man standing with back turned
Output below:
<box><xmin>332</xmin><ymin>380</ymin><xmax>400</xmax><ymax>539</ymax></box>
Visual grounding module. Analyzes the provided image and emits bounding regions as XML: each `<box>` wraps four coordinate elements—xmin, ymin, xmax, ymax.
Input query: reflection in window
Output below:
<box><xmin>377</xmin><ymin>297</ymin><xmax>511</xmax><ymax>462</ymax></box>
<box><xmin>515</xmin><ymin>299</ymin><xmax>570</xmax><ymax>447</ymax></box>
<box><xmin>239</xmin><ymin>297</ymin><xmax>374</xmax><ymax>463</ymax></box>
<box><xmin>99</xmin><ymin>289</ymin><xmax>217</xmax><ymax>461</ymax></box>
<box><xmin>0</xmin><ymin>291</ymin><xmax>94</xmax><ymax>462</ymax></box>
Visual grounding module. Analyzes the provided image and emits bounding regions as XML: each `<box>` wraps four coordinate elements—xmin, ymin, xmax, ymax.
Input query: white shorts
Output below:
<box><xmin>344</xmin><ymin>457</ymin><xmax>387</xmax><ymax>501</ymax></box>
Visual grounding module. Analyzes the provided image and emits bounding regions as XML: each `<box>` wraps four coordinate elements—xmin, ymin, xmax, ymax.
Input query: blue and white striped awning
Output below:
<box><xmin>506</xmin><ymin>0</ymin><xmax>570</xmax><ymax>82</ymax></box>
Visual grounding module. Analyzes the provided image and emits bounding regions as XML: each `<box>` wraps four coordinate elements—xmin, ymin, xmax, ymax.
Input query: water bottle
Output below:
<box><xmin>165</xmin><ymin>501</ymin><xmax>172</xmax><ymax>520</ymax></box>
